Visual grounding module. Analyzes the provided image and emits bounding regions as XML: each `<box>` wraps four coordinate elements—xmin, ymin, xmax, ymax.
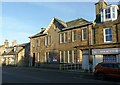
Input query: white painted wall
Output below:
<box><xmin>92</xmin><ymin>55</ymin><xmax>103</xmax><ymax>71</ymax></box>
<box><xmin>82</xmin><ymin>54</ymin><xmax>89</xmax><ymax>71</ymax></box>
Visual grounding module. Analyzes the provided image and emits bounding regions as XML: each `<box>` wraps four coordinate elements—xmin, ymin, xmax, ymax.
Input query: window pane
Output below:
<box><xmin>112</xmin><ymin>7</ymin><xmax>115</xmax><ymax>12</ymax></box>
<box><xmin>73</xmin><ymin>31</ymin><xmax>77</xmax><ymax>41</ymax></box>
<box><xmin>61</xmin><ymin>51</ymin><xmax>64</xmax><ymax>63</ymax></box>
<box><xmin>62</xmin><ymin>33</ymin><xmax>64</xmax><ymax>43</ymax></box>
<box><xmin>65</xmin><ymin>51</ymin><xmax>68</xmax><ymax>63</ymax></box>
<box><xmin>108</xmin><ymin>8</ymin><xmax>110</xmax><ymax>13</ymax></box>
<box><xmin>105</xmin><ymin>29</ymin><xmax>109</xmax><ymax>34</ymax></box>
<box><xmin>108</xmin><ymin>14</ymin><xmax>111</xmax><ymax>18</ymax></box>
<box><xmin>105</xmin><ymin>8</ymin><xmax>111</xmax><ymax>19</ymax></box>
<box><xmin>69</xmin><ymin>50</ymin><xmax>72</xmax><ymax>63</ymax></box>
<box><xmin>106</xmin><ymin>36</ymin><xmax>109</xmax><ymax>41</ymax></box>
<box><xmin>65</xmin><ymin>32</ymin><xmax>68</xmax><ymax>42</ymax></box>
<box><xmin>82</xmin><ymin>28</ymin><xmax>87</xmax><ymax>40</ymax></box>
<box><xmin>109</xmin><ymin>35</ymin><xmax>112</xmax><ymax>41</ymax></box>
<box><xmin>113</xmin><ymin>13</ymin><xmax>115</xmax><ymax>18</ymax></box>
<box><xmin>74</xmin><ymin>50</ymin><xmax>77</xmax><ymax>63</ymax></box>
<box><xmin>108</xmin><ymin>28</ymin><xmax>112</xmax><ymax>34</ymax></box>
<box><xmin>105</xmin><ymin>9</ymin><xmax>107</xmax><ymax>13</ymax></box>
<box><xmin>104</xmin><ymin>28</ymin><xmax>112</xmax><ymax>42</ymax></box>
<box><xmin>106</xmin><ymin>35</ymin><xmax>112</xmax><ymax>41</ymax></box>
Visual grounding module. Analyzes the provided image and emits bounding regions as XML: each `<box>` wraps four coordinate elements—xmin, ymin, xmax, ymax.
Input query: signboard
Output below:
<box><xmin>92</xmin><ymin>48</ymin><xmax>120</xmax><ymax>55</ymax></box>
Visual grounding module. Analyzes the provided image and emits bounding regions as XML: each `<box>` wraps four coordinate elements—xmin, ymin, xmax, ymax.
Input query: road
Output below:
<box><xmin>2</xmin><ymin>67</ymin><xmax>119</xmax><ymax>84</ymax></box>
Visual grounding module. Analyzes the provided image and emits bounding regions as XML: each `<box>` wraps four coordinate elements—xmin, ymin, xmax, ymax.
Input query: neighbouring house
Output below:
<box><xmin>15</xmin><ymin>42</ymin><xmax>30</xmax><ymax>67</ymax></box>
<box><xmin>91</xmin><ymin>0</ymin><xmax>120</xmax><ymax>71</ymax></box>
<box><xmin>0</xmin><ymin>40</ymin><xmax>30</xmax><ymax>67</ymax></box>
<box><xmin>29</xmin><ymin>17</ymin><xmax>93</xmax><ymax>70</ymax></box>
<box><xmin>1</xmin><ymin>40</ymin><xmax>17</xmax><ymax>66</ymax></box>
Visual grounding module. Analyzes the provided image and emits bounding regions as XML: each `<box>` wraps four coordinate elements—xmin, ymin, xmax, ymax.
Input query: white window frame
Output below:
<box><xmin>60</xmin><ymin>34</ymin><xmax>62</xmax><ymax>43</ymax></box>
<box><xmin>64</xmin><ymin>32</ymin><xmax>68</xmax><ymax>43</ymax></box>
<box><xmin>45</xmin><ymin>36</ymin><xmax>51</xmax><ymax>46</ymax></box>
<box><xmin>68</xmin><ymin>50</ymin><xmax>72</xmax><ymax>63</ymax></box>
<box><xmin>48</xmin><ymin>36</ymin><xmax>51</xmax><ymax>45</ymax></box>
<box><xmin>101</xmin><ymin>5</ymin><xmax>118</xmax><ymax>22</ymax></box>
<box><xmin>105</xmin><ymin>8</ymin><xmax>111</xmax><ymax>20</ymax></box>
<box><xmin>82</xmin><ymin>28</ymin><xmax>87</xmax><ymax>40</ymax></box>
<box><xmin>45</xmin><ymin>37</ymin><xmax>47</xmax><ymax>46</ymax></box>
<box><xmin>60</xmin><ymin>33</ymin><xmax>64</xmax><ymax>43</ymax></box>
<box><xmin>104</xmin><ymin>28</ymin><xmax>112</xmax><ymax>43</ymax></box>
<box><xmin>63</xmin><ymin>51</ymin><xmax>68</xmax><ymax>63</ymax></box>
<box><xmin>72</xmin><ymin>30</ymin><xmax>77</xmax><ymax>42</ymax></box>
<box><xmin>60</xmin><ymin>51</ymin><xmax>64</xmax><ymax>63</ymax></box>
<box><xmin>38</xmin><ymin>52</ymin><xmax>40</xmax><ymax>62</ymax></box>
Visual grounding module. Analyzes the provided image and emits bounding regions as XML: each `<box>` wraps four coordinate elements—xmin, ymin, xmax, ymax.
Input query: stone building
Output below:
<box><xmin>29</xmin><ymin>0</ymin><xmax>120</xmax><ymax>71</ymax></box>
<box><xmin>29</xmin><ymin>17</ymin><xmax>93</xmax><ymax>70</ymax></box>
<box><xmin>0</xmin><ymin>40</ymin><xmax>30</xmax><ymax>66</ymax></box>
<box><xmin>1</xmin><ymin>40</ymin><xmax>17</xmax><ymax>66</ymax></box>
<box><xmin>91</xmin><ymin>0</ymin><xmax>120</xmax><ymax>70</ymax></box>
<box><xmin>15</xmin><ymin>43</ymin><xmax>30</xmax><ymax>67</ymax></box>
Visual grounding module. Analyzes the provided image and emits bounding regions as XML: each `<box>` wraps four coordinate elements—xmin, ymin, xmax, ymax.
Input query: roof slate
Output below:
<box><xmin>30</xmin><ymin>17</ymin><xmax>92</xmax><ymax>38</ymax></box>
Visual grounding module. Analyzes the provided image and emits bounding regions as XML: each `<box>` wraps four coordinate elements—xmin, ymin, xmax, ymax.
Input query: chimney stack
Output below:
<box><xmin>12</xmin><ymin>40</ymin><xmax>17</xmax><ymax>46</ymax></box>
<box><xmin>95</xmin><ymin>0</ymin><xmax>107</xmax><ymax>23</ymax></box>
<box><xmin>41</xmin><ymin>28</ymin><xmax>46</xmax><ymax>32</ymax></box>
<box><xmin>4</xmin><ymin>40</ymin><xmax>9</xmax><ymax>47</ymax></box>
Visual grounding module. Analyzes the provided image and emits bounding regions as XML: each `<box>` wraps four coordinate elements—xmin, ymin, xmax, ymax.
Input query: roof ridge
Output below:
<box><xmin>66</xmin><ymin>18</ymin><xmax>84</xmax><ymax>23</ymax></box>
<box><xmin>54</xmin><ymin>17</ymin><xmax>67</xmax><ymax>27</ymax></box>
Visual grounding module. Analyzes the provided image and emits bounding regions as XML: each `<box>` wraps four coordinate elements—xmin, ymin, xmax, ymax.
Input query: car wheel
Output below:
<box><xmin>97</xmin><ymin>73</ymin><xmax>105</xmax><ymax>80</ymax></box>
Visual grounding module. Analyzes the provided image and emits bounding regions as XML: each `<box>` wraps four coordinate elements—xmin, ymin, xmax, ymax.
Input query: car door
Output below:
<box><xmin>101</xmin><ymin>63</ymin><xmax>113</xmax><ymax>76</ymax></box>
<box><xmin>115</xmin><ymin>64</ymin><xmax>120</xmax><ymax>77</ymax></box>
<box><xmin>111</xmin><ymin>64</ymin><xmax>119</xmax><ymax>77</ymax></box>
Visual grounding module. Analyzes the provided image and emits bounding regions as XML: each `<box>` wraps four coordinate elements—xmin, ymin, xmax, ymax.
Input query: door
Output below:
<box><xmin>82</xmin><ymin>54</ymin><xmax>89</xmax><ymax>71</ymax></box>
<box><xmin>32</xmin><ymin>53</ymin><xmax>35</xmax><ymax>66</ymax></box>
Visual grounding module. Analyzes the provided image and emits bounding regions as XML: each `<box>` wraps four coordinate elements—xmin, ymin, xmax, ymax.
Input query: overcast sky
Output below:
<box><xmin>0</xmin><ymin>1</ymin><xmax>118</xmax><ymax>45</ymax></box>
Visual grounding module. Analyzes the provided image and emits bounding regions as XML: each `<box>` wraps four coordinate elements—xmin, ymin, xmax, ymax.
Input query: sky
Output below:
<box><xmin>0</xmin><ymin>1</ymin><xmax>119</xmax><ymax>45</ymax></box>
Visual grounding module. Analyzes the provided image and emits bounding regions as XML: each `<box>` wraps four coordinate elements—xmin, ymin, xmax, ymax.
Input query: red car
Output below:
<box><xmin>93</xmin><ymin>62</ymin><xmax>120</xmax><ymax>80</ymax></box>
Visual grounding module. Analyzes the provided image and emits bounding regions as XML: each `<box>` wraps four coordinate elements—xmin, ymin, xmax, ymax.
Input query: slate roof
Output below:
<box><xmin>29</xmin><ymin>29</ymin><xmax>47</xmax><ymax>38</ymax></box>
<box><xmin>2</xmin><ymin>42</ymin><xmax>30</xmax><ymax>56</ymax></box>
<box><xmin>63</xmin><ymin>18</ymin><xmax>92</xmax><ymax>31</ymax></box>
<box><xmin>16</xmin><ymin>42</ymin><xmax>30</xmax><ymax>47</ymax></box>
<box><xmin>30</xmin><ymin>17</ymin><xmax>92</xmax><ymax>38</ymax></box>
<box><xmin>2</xmin><ymin>47</ymin><xmax>15</xmax><ymax>55</ymax></box>
<box><xmin>54</xmin><ymin>17</ymin><xmax>67</xmax><ymax>27</ymax></box>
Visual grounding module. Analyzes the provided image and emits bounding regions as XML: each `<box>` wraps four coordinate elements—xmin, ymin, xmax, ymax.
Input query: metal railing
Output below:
<box><xmin>59</xmin><ymin>63</ymin><xmax>82</xmax><ymax>70</ymax></box>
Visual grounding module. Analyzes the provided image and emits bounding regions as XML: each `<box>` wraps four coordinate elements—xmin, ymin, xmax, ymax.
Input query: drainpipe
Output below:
<box><xmin>88</xmin><ymin>25</ymin><xmax>93</xmax><ymax>72</ymax></box>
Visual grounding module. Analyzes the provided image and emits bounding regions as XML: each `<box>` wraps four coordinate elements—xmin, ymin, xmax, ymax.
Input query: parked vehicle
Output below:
<box><xmin>93</xmin><ymin>62</ymin><xmax>120</xmax><ymax>80</ymax></box>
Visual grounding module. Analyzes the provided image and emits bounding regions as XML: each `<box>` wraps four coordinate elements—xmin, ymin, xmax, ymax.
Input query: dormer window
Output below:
<box><xmin>105</xmin><ymin>8</ymin><xmax>111</xmax><ymax>19</ymax></box>
<box><xmin>101</xmin><ymin>5</ymin><xmax>119</xmax><ymax>22</ymax></box>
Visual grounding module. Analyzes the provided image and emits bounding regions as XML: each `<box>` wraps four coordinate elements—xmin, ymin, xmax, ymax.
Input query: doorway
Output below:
<box><xmin>32</xmin><ymin>53</ymin><xmax>35</xmax><ymax>66</ymax></box>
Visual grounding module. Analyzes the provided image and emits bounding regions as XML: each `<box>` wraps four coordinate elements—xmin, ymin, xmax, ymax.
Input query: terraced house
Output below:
<box><xmin>0</xmin><ymin>40</ymin><xmax>30</xmax><ymax>66</ymax></box>
<box><xmin>29</xmin><ymin>17</ymin><xmax>93</xmax><ymax>71</ymax></box>
<box><xmin>92</xmin><ymin>0</ymin><xmax>120</xmax><ymax>69</ymax></box>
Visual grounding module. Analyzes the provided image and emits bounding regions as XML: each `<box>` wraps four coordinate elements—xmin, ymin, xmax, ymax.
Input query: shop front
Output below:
<box><xmin>92</xmin><ymin>48</ymin><xmax>120</xmax><ymax>71</ymax></box>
